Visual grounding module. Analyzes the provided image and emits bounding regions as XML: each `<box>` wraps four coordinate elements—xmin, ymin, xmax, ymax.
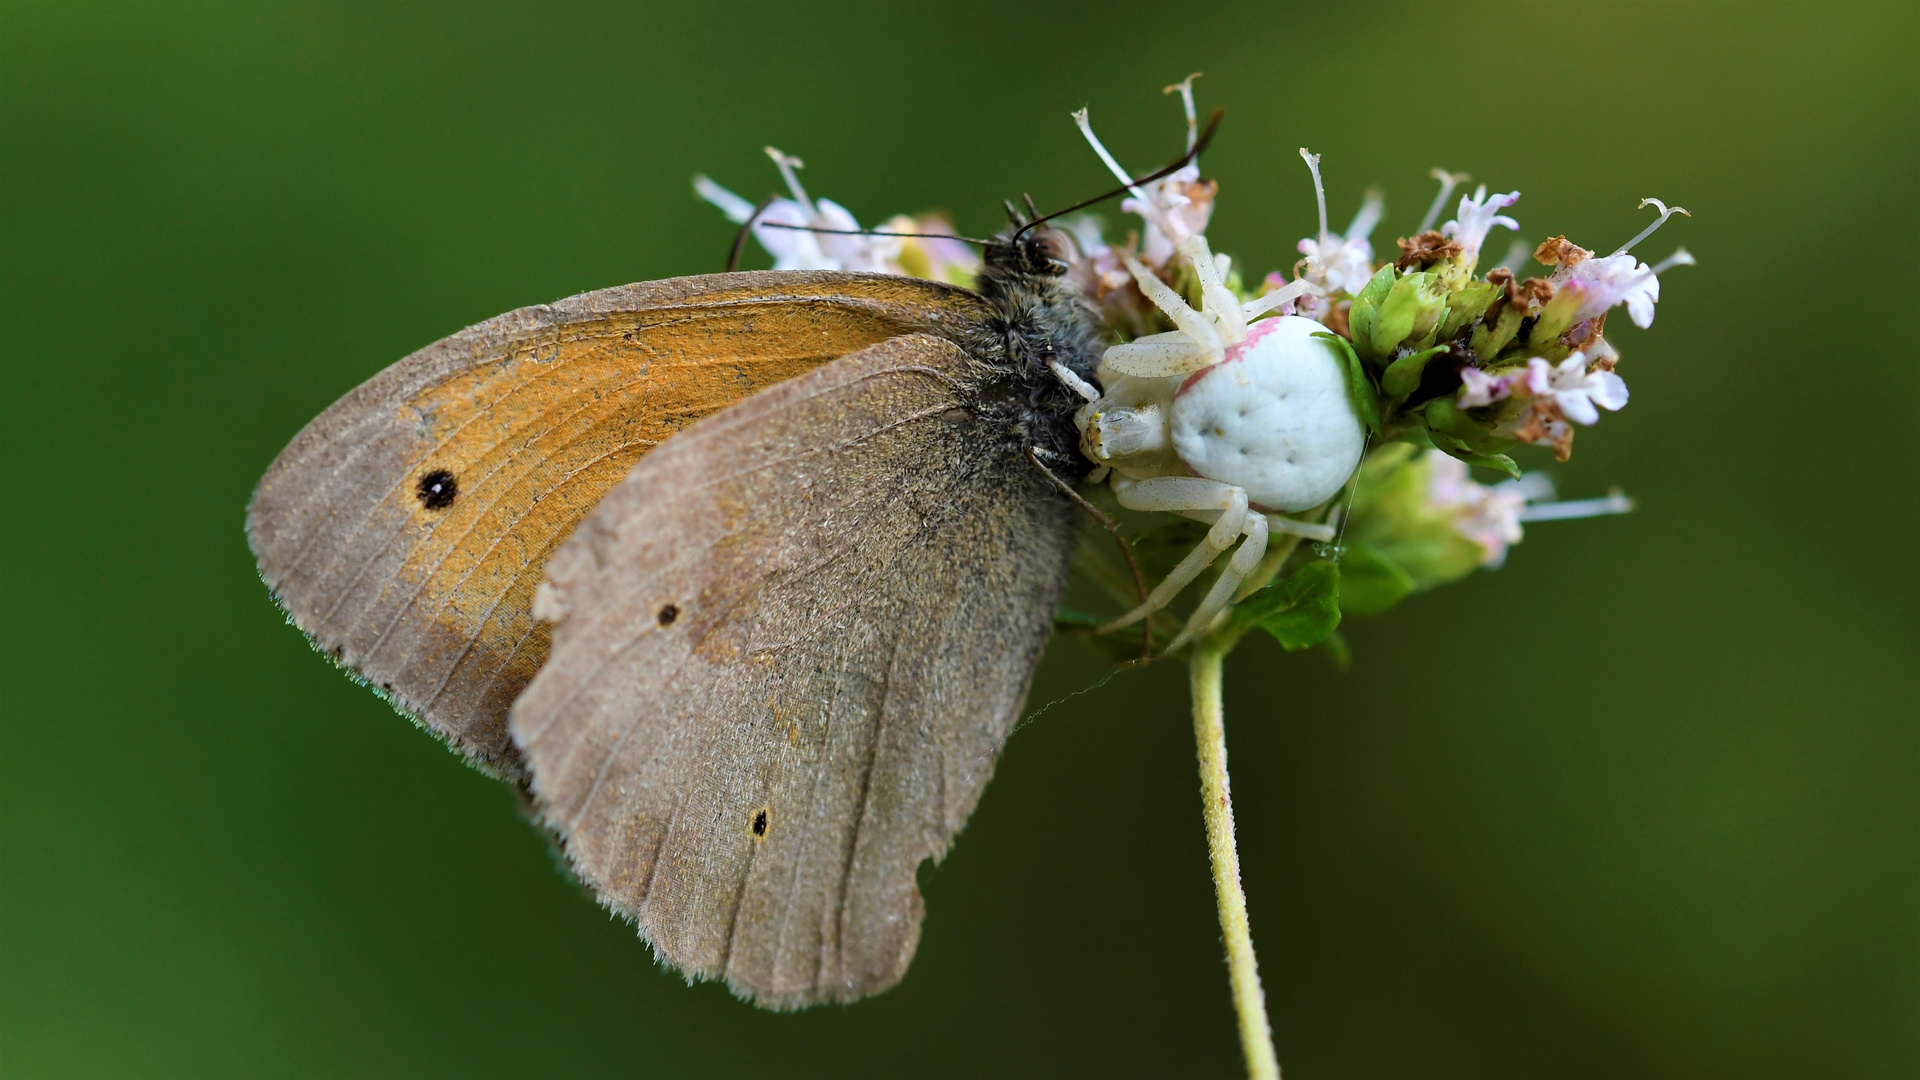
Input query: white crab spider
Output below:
<box><xmin>1066</xmin><ymin>232</ymin><xmax>1367</xmax><ymax>653</ymax></box>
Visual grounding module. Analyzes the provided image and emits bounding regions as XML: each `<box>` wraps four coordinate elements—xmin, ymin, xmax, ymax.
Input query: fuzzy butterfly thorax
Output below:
<box><xmin>967</xmin><ymin>227</ymin><xmax>1108</xmax><ymax>478</ymax></box>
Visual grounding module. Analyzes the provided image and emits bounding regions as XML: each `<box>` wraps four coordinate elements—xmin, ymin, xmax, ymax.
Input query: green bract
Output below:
<box><xmin>1341</xmin><ymin>445</ymin><xmax>1490</xmax><ymax>602</ymax></box>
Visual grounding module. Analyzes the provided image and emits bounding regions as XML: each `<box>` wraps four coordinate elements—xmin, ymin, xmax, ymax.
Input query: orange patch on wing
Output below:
<box><xmin>375</xmin><ymin>296</ymin><xmax>961</xmax><ymax>729</ymax></box>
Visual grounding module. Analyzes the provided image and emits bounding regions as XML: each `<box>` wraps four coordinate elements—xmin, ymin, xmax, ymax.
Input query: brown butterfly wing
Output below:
<box><xmin>511</xmin><ymin>333</ymin><xmax>1075</xmax><ymax>1008</ymax></box>
<box><xmin>247</xmin><ymin>271</ymin><xmax>987</xmax><ymax>776</ymax></box>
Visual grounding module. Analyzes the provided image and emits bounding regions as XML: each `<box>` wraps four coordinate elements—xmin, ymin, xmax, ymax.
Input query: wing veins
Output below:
<box><xmin>825</xmin><ymin>628</ymin><xmax>905</xmax><ymax>997</ymax></box>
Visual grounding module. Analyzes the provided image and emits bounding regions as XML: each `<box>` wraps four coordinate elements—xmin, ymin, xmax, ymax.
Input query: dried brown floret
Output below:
<box><xmin>1324</xmin><ymin>300</ymin><xmax>1352</xmax><ymax>339</ymax></box>
<box><xmin>1483</xmin><ymin>267</ymin><xmax>1557</xmax><ymax>323</ymax></box>
<box><xmin>1511</xmin><ymin>398</ymin><xmax>1575</xmax><ymax>461</ymax></box>
<box><xmin>1395</xmin><ymin>230</ymin><xmax>1463</xmax><ymax>271</ymax></box>
<box><xmin>1565</xmin><ymin>313</ymin><xmax>1609</xmax><ymax>353</ymax></box>
<box><xmin>1533</xmin><ymin>235</ymin><xmax>1590</xmax><ymax>269</ymax></box>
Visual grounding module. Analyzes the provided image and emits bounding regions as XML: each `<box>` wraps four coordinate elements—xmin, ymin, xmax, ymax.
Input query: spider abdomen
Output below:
<box><xmin>1170</xmin><ymin>315</ymin><xmax>1364</xmax><ymax>512</ymax></box>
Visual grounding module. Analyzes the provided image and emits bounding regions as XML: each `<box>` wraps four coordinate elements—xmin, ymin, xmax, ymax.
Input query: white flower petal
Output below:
<box><xmin>1557</xmin><ymin>389</ymin><xmax>1601</xmax><ymax>426</ymax></box>
<box><xmin>1588</xmin><ymin>371</ymin><xmax>1630</xmax><ymax>412</ymax></box>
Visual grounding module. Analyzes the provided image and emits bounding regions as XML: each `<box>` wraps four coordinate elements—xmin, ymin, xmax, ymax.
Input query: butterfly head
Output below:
<box><xmin>982</xmin><ymin>226</ymin><xmax>1072</xmax><ymax>280</ymax></box>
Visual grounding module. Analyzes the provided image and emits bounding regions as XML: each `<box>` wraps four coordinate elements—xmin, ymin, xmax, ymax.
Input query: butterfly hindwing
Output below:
<box><xmin>246</xmin><ymin>271</ymin><xmax>988</xmax><ymax>775</ymax></box>
<box><xmin>511</xmin><ymin>333</ymin><xmax>1077</xmax><ymax>1008</ymax></box>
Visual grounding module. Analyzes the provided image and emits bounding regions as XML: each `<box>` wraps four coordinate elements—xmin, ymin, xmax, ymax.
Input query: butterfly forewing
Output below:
<box><xmin>247</xmin><ymin>272</ymin><xmax>987</xmax><ymax>775</ymax></box>
<box><xmin>511</xmin><ymin>333</ymin><xmax>1076</xmax><ymax>1008</ymax></box>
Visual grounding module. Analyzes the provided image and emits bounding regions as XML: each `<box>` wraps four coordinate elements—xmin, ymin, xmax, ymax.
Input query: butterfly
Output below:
<box><xmin>250</xmin><ymin>214</ymin><xmax>1146</xmax><ymax>1011</ymax></box>
<box><xmin>245</xmin><ymin>111</ymin><xmax>1223</xmax><ymax>1007</ymax></box>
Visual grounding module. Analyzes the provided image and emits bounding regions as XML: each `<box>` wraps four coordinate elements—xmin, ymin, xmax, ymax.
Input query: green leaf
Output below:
<box><xmin>1430</xmin><ymin>442</ymin><xmax>1522</xmax><ymax>479</ymax></box>
<box><xmin>1235</xmin><ymin>560</ymin><xmax>1342</xmax><ymax>651</ymax></box>
<box><xmin>1465</xmin><ymin>451</ymin><xmax>1522</xmax><ymax>479</ymax></box>
<box><xmin>1437</xmin><ymin>279</ymin><xmax>1497</xmax><ymax>340</ymax></box>
<box><xmin>1337</xmin><ymin>543</ymin><xmax>1417</xmax><ymax>616</ymax></box>
<box><xmin>1422</xmin><ymin>396</ymin><xmax>1517</xmax><ymax>460</ymax></box>
<box><xmin>1527</xmin><ymin>286</ymin><xmax>1581</xmax><ymax>350</ymax></box>
<box><xmin>1371</xmin><ymin>272</ymin><xmax>1450</xmax><ymax>358</ymax></box>
<box><xmin>1355</xmin><ymin>261</ymin><xmax>1397</xmax><ymax>306</ymax></box>
<box><xmin>1318</xmin><ymin>629</ymin><xmax>1352</xmax><ymax>671</ymax></box>
<box><xmin>1052</xmin><ymin>607</ymin><xmax>1105</xmax><ymax>629</ymax></box>
<box><xmin>1315</xmin><ymin>331</ymin><xmax>1380</xmax><ymax>434</ymax></box>
<box><xmin>1380</xmin><ymin>344</ymin><xmax>1449</xmax><ymax>400</ymax></box>
<box><xmin>1347</xmin><ymin>263</ymin><xmax>1397</xmax><ymax>362</ymax></box>
<box><xmin>1369</xmin><ymin>274</ymin><xmax>1422</xmax><ymax>357</ymax></box>
<box><xmin>1469</xmin><ymin>302</ymin><xmax>1526</xmax><ymax>360</ymax></box>
<box><xmin>1342</xmin><ymin>443</ymin><xmax>1497</xmax><ymax>589</ymax></box>
<box><xmin>1409</xmin><ymin>303</ymin><xmax>1449</xmax><ymax>350</ymax></box>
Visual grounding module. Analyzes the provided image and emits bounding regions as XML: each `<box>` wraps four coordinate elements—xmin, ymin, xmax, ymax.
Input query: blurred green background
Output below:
<box><xmin>3</xmin><ymin>2</ymin><xmax>1916</xmax><ymax>1077</ymax></box>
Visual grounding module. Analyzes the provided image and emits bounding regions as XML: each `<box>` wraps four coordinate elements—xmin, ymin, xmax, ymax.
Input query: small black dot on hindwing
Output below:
<box><xmin>751</xmin><ymin>808</ymin><xmax>769</xmax><ymax>838</ymax></box>
<box><xmin>657</xmin><ymin>604</ymin><xmax>679</xmax><ymax>626</ymax></box>
<box><xmin>416</xmin><ymin>469</ymin><xmax>457</xmax><ymax>510</ymax></box>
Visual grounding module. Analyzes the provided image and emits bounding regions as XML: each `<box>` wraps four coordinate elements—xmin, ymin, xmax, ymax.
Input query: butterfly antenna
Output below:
<box><xmin>1025</xmin><ymin>447</ymin><xmax>1153</xmax><ymax>663</ymax></box>
<box><xmin>726</xmin><ymin>195</ymin><xmax>779</xmax><ymax>273</ymax></box>
<box><xmin>1015</xmin><ymin>107</ymin><xmax>1222</xmax><ymax>243</ymax></box>
<box><xmin>757</xmin><ymin>222</ymin><xmax>992</xmax><ymax>245</ymax></box>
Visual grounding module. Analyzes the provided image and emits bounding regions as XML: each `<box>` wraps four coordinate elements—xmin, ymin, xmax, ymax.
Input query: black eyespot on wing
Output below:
<box><xmin>751</xmin><ymin>808</ymin><xmax>769</xmax><ymax>838</ymax></box>
<box><xmin>657</xmin><ymin>604</ymin><xmax>679</xmax><ymax>626</ymax></box>
<box><xmin>416</xmin><ymin>469</ymin><xmax>457</xmax><ymax>510</ymax></box>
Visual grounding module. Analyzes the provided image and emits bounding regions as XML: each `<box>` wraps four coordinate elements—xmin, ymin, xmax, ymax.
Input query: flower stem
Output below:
<box><xmin>1189</xmin><ymin>635</ymin><xmax>1280</xmax><ymax>1080</ymax></box>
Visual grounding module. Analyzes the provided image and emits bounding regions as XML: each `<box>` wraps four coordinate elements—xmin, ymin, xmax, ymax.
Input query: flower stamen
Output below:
<box><xmin>1649</xmin><ymin>247</ymin><xmax>1696</xmax><ymax>275</ymax></box>
<box><xmin>1298</xmin><ymin>148</ymin><xmax>1329</xmax><ymax>251</ymax></box>
<box><xmin>1516</xmin><ymin>489</ymin><xmax>1635</xmax><ymax>521</ymax></box>
<box><xmin>1491</xmin><ymin>238</ymin><xmax>1531</xmax><ymax>274</ymax></box>
<box><xmin>763</xmin><ymin>147</ymin><xmax>814</xmax><ymax>217</ymax></box>
<box><xmin>1417</xmin><ymin>168</ymin><xmax>1472</xmax><ymax>233</ymax></box>
<box><xmin>693</xmin><ymin>175</ymin><xmax>757</xmax><ymax>223</ymax></box>
<box><xmin>1073</xmin><ymin>109</ymin><xmax>1148</xmax><ymax>203</ymax></box>
<box><xmin>1346</xmin><ymin>187</ymin><xmax>1385</xmax><ymax>247</ymax></box>
<box><xmin>1610</xmin><ymin>197</ymin><xmax>1691</xmax><ymax>256</ymax></box>
<box><xmin>1164</xmin><ymin>72</ymin><xmax>1203</xmax><ymax>152</ymax></box>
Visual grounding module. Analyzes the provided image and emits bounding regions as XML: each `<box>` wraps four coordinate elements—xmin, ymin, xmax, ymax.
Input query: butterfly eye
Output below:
<box><xmin>1024</xmin><ymin>232</ymin><xmax>1070</xmax><ymax>277</ymax></box>
<box><xmin>416</xmin><ymin>469</ymin><xmax>457</xmax><ymax>510</ymax></box>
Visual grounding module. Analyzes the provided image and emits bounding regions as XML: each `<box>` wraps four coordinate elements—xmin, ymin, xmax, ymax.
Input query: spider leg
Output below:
<box><xmin>1097</xmin><ymin>476</ymin><xmax>1249</xmax><ymax>634</ymax></box>
<box><xmin>1162</xmin><ymin>512</ymin><xmax>1268</xmax><ymax>655</ymax></box>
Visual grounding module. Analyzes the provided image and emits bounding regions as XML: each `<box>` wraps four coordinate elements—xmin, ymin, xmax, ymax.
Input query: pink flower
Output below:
<box><xmin>1424</xmin><ymin>451</ymin><xmax>1530</xmax><ymax>568</ymax></box>
<box><xmin>1542</xmin><ymin>198</ymin><xmax>1694</xmax><ymax>329</ymax></box>
<box><xmin>1551</xmin><ymin>248</ymin><xmax>1695</xmax><ymax>329</ymax></box>
<box><xmin>1476</xmin><ymin>352</ymin><xmax>1630</xmax><ymax>459</ymax></box>
<box><xmin>1441</xmin><ymin>185</ymin><xmax>1520</xmax><ymax>262</ymax></box>
<box><xmin>1295</xmin><ymin>148</ymin><xmax>1383</xmax><ymax>296</ymax></box>
<box><xmin>877</xmin><ymin>214</ymin><xmax>981</xmax><ymax>286</ymax></box>
<box><xmin>1458</xmin><ymin>366</ymin><xmax>1521</xmax><ymax>407</ymax></box>
<box><xmin>1075</xmin><ymin>104</ymin><xmax>1214</xmax><ymax>270</ymax></box>
<box><xmin>1425</xmin><ymin>451</ymin><xmax>1631</xmax><ymax>567</ymax></box>
<box><xmin>1518</xmin><ymin>354</ymin><xmax>1629</xmax><ymax>426</ymax></box>
<box><xmin>694</xmin><ymin>149</ymin><xmax>905</xmax><ymax>274</ymax></box>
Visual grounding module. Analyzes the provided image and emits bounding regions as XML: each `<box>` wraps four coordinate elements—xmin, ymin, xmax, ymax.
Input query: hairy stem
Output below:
<box><xmin>1189</xmin><ymin>635</ymin><xmax>1280</xmax><ymax>1080</ymax></box>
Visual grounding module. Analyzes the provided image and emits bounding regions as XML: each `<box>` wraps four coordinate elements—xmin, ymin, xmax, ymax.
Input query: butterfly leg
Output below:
<box><xmin>1097</xmin><ymin>476</ymin><xmax>1263</xmax><ymax>643</ymax></box>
